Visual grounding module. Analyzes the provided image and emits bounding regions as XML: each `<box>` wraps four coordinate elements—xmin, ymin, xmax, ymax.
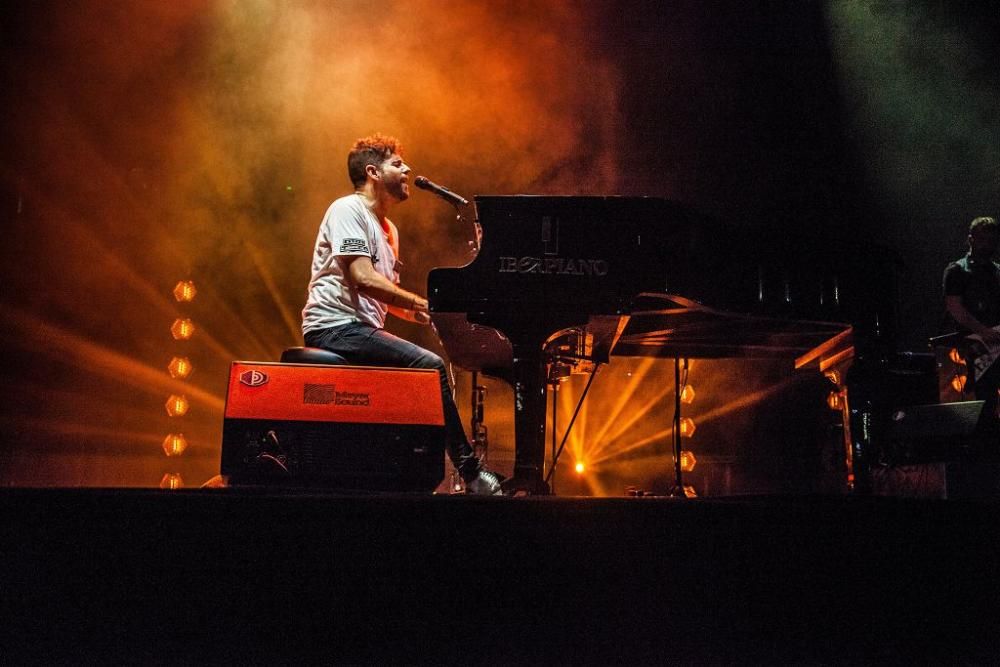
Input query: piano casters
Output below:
<box><xmin>668</xmin><ymin>357</ymin><xmax>693</xmax><ymax>498</ymax></box>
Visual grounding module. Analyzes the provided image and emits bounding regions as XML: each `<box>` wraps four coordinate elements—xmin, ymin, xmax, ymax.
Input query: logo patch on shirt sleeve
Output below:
<box><xmin>340</xmin><ymin>238</ymin><xmax>370</xmax><ymax>254</ymax></box>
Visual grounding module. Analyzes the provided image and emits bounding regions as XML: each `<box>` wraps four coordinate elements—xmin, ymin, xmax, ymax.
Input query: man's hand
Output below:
<box><xmin>410</xmin><ymin>296</ymin><xmax>431</xmax><ymax>325</ymax></box>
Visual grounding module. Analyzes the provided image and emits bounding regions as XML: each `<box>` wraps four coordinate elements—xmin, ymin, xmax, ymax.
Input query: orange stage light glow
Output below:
<box><xmin>575</xmin><ymin>461</ymin><xmax>586</xmax><ymax>474</ymax></box>
<box><xmin>165</xmin><ymin>394</ymin><xmax>189</xmax><ymax>417</ymax></box>
<box><xmin>170</xmin><ymin>318</ymin><xmax>195</xmax><ymax>341</ymax></box>
<box><xmin>949</xmin><ymin>348</ymin><xmax>965</xmax><ymax>365</ymax></box>
<box><xmin>680</xmin><ymin>384</ymin><xmax>696</xmax><ymax>404</ymax></box>
<box><xmin>172</xmin><ymin>280</ymin><xmax>197</xmax><ymax>302</ymax></box>
<box><xmin>162</xmin><ymin>433</ymin><xmax>189</xmax><ymax>456</ymax></box>
<box><xmin>159</xmin><ymin>473</ymin><xmax>184</xmax><ymax>489</ymax></box>
<box><xmin>951</xmin><ymin>374</ymin><xmax>967</xmax><ymax>393</ymax></box>
<box><xmin>679</xmin><ymin>417</ymin><xmax>696</xmax><ymax>438</ymax></box>
<box><xmin>167</xmin><ymin>356</ymin><xmax>193</xmax><ymax>379</ymax></box>
<box><xmin>679</xmin><ymin>450</ymin><xmax>697</xmax><ymax>472</ymax></box>
<box><xmin>827</xmin><ymin>390</ymin><xmax>842</xmax><ymax>410</ymax></box>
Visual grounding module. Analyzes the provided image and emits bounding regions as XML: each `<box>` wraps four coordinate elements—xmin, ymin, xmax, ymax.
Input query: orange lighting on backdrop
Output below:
<box><xmin>827</xmin><ymin>390</ymin><xmax>842</xmax><ymax>410</ymax></box>
<box><xmin>159</xmin><ymin>473</ymin><xmax>184</xmax><ymax>489</ymax></box>
<box><xmin>170</xmin><ymin>318</ymin><xmax>195</xmax><ymax>341</ymax></box>
<box><xmin>165</xmin><ymin>394</ymin><xmax>189</xmax><ymax>417</ymax></box>
<box><xmin>162</xmin><ymin>433</ymin><xmax>189</xmax><ymax>456</ymax></box>
<box><xmin>172</xmin><ymin>280</ymin><xmax>197</xmax><ymax>302</ymax></box>
<box><xmin>167</xmin><ymin>356</ymin><xmax>193</xmax><ymax>379</ymax></box>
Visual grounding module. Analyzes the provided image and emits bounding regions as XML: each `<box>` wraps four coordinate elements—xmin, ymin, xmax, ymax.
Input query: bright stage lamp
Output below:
<box><xmin>173</xmin><ymin>280</ymin><xmax>197</xmax><ymax>302</ymax></box>
<box><xmin>162</xmin><ymin>433</ymin><xmax>189</xmax><ymax>456</ymax></box>
<box><xmin>949</xmin><ymin>348</ymin><xmax>965</xmax><ymax>366</ymax></box>
<box><xmin>167</xmin><ymin>356</ymin><xmax>193</xmax><ymax>379</ymax></box>
<box><xmin>827</xmin><ymin>390</ymin><xmax>842</xmax><ymax>411</ymax></box>
<box><xmin>574</xmin><ymin>461</ymin><xmax>585</xmax><ymax>474</ymax></box>
<box><xmin>170</xmin><ymin>318</ymin><xmax>195</xmax><ymax>341</ymax></box>
<box><xmin>165</xmin><ymin>394</ymin><xmax>189</xmax><ymax>417</ymax></box>
<box><xmin>680</xmin><ymin>384</ymin><xmax>695</xmax><ymax>404</ymax></box>
<box><xmin>951</xmin><ymin>374</ymin><xmax>967</xmax><ymax>393</ymax></box>
<box><xmin>679</xmin><ymin>417</ymin><xmax>696</xmax><ymax>437</ymax></box>
<box><xmin>679</xmin><ymin>450</ymin><xmax>697</xmax><ymax>472</ymax></box>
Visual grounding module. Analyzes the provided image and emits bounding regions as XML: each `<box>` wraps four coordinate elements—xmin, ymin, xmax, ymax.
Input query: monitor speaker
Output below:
<box><xmin>221</xmin><ymin>362</ymin><xmax>445</xmax><ymax>491</ymax></box>
<box><xmin>883</xmin><ymin>400</ymin><xmax>985</xmax><ymax>465</ymax></box>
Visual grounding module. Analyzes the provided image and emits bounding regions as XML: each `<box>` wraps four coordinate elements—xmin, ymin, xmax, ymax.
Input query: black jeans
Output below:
<box><xmin>304</xmin><ymin>322</ymin><xmax>476</xmax><ymax>475</ymax></box>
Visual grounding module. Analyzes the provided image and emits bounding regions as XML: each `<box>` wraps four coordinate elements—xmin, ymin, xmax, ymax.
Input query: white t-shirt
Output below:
<box><xmin>302</xmin><ymin>194</ymin><xmax>400</xmax><ymax>333</ymax></box>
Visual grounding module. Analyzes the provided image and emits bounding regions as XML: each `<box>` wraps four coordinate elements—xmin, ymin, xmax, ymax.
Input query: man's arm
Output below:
<box><xmin>387</xmin><ymin>303</ymin><xmax>431</xmax><ymax>324</ymax></box>
<box><xmin>341</xmin><ymin>255</ymin><xmax>431</xmax><ymax>324</ymax></box>
<box><xmin>945</xmin><ymin>296</ymin><xmax>1000</xmax><ymax>345</ymax></box>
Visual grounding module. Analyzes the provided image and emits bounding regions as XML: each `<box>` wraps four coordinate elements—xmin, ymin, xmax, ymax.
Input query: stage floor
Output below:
<box><xmin>2</xmin><ymin>489</ymin><xmax>998</xmax><ymax>664</ymax></box>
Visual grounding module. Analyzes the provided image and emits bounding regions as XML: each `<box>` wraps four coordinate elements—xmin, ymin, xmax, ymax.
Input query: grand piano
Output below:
<box><xmin>428</xmin><ymin>196</ymin><xmax>894</xmax><ymax>494</ymax></box>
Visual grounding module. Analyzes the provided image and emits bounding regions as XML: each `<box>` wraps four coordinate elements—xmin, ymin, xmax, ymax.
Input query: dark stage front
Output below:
<box><xmin>2</xmin><ymin>489</ymin><xmax>998</xmax><ymax>664</ymax></box>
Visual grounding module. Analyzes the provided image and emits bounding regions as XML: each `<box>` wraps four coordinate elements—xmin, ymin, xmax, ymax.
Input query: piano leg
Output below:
<box><xmin>505</xmin><ymin>343</ymin><xmax>551</xmax><ymax>495</ymax></box>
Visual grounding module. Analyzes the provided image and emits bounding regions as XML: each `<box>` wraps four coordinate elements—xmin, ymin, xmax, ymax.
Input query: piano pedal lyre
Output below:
<box><xmin>471</xmin><ymin>371</ymin><xmax>489</xmax><ymax>460</ymax></box>
<box><xmin>545</xmin><ymin>328</ymin><xmax>597</xmax><ymax>382</ymax></box>
<box><xmin>451</xmin><ymin>370</ymin><xmax>491</xmax><ymax>494</ymax></box>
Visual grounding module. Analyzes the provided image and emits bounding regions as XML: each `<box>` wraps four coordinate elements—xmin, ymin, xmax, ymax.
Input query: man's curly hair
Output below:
<box><xmin>970</xmin><ymin>216</ymin><xmax>998</xmax><ymax>235</ymax></box>
<box><xmin>347</xmin><ymin>133</ymin><xmax>403</xmax><ymax>188</ymax></box>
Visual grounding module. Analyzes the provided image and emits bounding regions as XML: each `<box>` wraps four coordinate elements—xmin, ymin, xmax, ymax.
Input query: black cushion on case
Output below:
<box><xmin>279</xmin><ymin>347</ymin><xmax>349</xmax><ymax>365</ymax></box>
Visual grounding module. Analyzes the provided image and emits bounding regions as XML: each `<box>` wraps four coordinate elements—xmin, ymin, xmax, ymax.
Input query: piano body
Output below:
<box><xmin>428</xmin><ymin>196</ymin><xmax>893</xmax><ymax>494</ymax></box>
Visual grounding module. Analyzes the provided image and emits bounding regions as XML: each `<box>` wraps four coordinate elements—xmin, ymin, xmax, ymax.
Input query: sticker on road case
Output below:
<box><xmin>239</xmin><ymin>369</ymin><xmax>269</xmax><ymax>387</ymax></box>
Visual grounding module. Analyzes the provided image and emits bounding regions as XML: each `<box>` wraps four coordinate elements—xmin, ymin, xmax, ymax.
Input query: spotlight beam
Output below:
<box><xmin>0</xmin><ymin>415</ymin><xmax>172</xmax><ymax>448</ymax></box>
<box><xmin>587</xmin><ymin>382</ymin><xmax>674</xmax><ymax>463</ymax></box>
<box><xmin>245</xmin><ymin>240</ymin><xmax>303</xmax><ymax>348</ymax></box>
<box><xmin>4</xmin><ymin>305</ymin><xmax>226</xmax><ymax>411</ymax></box>
<box><xmin>589</xmin><ymin>374</ymin><xmax>801</xmax><ymax>467</ymax></box>
<box><xmin>587</xmin><ymin>356</ymin><xmax>658</xmax><ymax>450</ymax></box>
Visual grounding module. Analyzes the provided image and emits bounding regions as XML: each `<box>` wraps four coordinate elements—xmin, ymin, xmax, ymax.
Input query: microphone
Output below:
<box><xmin>413</xmin><ymin>176</ymin><xmax>469</xmax><ymax>207</ymax></box>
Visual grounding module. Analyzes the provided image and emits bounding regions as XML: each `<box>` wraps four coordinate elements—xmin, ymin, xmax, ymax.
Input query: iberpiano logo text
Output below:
<box><xmin>499</xmin><ymin>256</ymin><xmax>609</xmax><ymax>276</ymax></box>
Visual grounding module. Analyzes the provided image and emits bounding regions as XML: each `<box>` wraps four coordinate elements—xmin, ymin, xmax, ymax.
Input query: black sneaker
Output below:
<box><xmin>465</xmin><ymin>468</ymin><xmax>504</xmax><ymax>496</ymax></box>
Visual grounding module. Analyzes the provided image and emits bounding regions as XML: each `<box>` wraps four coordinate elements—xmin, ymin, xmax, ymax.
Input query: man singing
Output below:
<box><xmin>302</xmin><ymin>134</ymin><xmax>502</xmax><ymax>495</ymax></box>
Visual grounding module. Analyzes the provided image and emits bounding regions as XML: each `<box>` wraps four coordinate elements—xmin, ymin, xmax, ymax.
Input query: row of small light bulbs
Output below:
<box><xmin>677</xmin><ymin>384</ymin><xmax>697</xmax><ymax>495</ymax></box>
<box><xmin>160</xmin><ymin>280</ymin><xmax>197</xmax><ymax>489</ymax></box>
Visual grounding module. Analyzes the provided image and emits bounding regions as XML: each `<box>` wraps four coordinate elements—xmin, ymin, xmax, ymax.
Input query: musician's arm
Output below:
<box><xmin>388</xmin><ymin>303</ymin><xmax>431</xmax><ymax>324</ymax></box>
<box><xmin>945</xmin><ymin>296</ymin><xmax>1000</xmax><ymax>343</ymax></box>
<box><xmin>341</xmin><ymin>255</ymin><xmax>431</xmax><ymax>324</ymax></box>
